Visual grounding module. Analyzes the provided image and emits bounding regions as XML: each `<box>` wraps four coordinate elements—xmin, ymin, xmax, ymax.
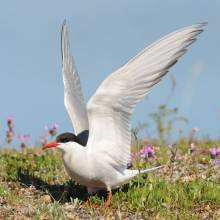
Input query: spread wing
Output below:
<box><xmin>86</xmin><ymin>23</ymin><xmax>207</xmax><ymax>169</ymax></box>
<box><xmin>62</xmin><ymin>20</ymin><xmax>89</xmax><ymax>146</ymax></box>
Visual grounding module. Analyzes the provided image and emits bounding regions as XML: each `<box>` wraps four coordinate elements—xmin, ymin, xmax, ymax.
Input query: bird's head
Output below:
<box><xmin>42</xmin><ymin>132</ymin><xmax>83</xmax><ymax>150</ymax></box>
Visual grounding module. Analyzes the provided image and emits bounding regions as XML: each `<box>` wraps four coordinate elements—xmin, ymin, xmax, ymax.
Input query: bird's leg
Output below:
<box><xmin>106</xmin><ymin>191</ymin><xmax>112</xmax><ymax>206</ymax></box>
<box><xmin>85</xmin><ymin>194</ymin><xmax>90</xmax><ymax>205</ymax></box>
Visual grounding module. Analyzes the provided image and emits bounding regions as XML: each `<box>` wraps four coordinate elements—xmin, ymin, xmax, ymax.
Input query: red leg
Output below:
<box><xmin>106</xmin><ymin>191</ymin><xmax>112</xmax><ymax>206</ymax></box>
<box><xmin>85</xmin><ymin>194</ymin><xmax>90</xmax><ymax>205</ymax></box>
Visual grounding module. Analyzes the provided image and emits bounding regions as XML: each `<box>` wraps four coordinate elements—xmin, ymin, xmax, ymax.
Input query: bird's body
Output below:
<box><xmin>65</xmin><ymin>147</ymin><xmax>122</xmax><ymax>191</ymax></box>
<box><xmin>57</xmin><ymin>141</ymin><xmax>165</xmax><ymax>195</ymax></box>
<box><xmin>43</xmin><ymin>21</ymin><xmax>207</xmax><ymax>204</ymax></box>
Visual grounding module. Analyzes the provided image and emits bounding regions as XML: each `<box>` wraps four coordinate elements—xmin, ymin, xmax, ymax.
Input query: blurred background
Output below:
<box><xmin>0</xmin><ymin>1</ymin><xmax>219</xmax><ymax>147</ymax></box>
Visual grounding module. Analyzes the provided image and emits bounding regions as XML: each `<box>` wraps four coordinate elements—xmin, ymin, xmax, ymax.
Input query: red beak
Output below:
<box><xmin>43</xmin><ymin>141</ymin><xmax>60</xmax><ymax>149</ymax></box>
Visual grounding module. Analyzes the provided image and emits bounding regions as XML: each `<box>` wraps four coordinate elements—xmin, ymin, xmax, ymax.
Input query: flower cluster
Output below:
<box><xmin>128</xmin><ymin>145</ymin><xmax>157</xmax><ymax>168</ymax></box>
<box><xmin>45</xmin><ymin>123</ymin><xmax>59</xmax><ymax>137</ymax></box>
<box><xmin>18</xmin><ymin>133</ymin><xmax>30</xmax><ymax>148</ymax></box>
<box><xmin>6</xmin><ymin>115</ymin><xmax>15</xmax><ymax>143</ymax></box>
<box><xmin>210</xmin><ymin>147</ymin><xmax>220</xmax><ymax>165</ymax></box>
<box><xmin>139</xmin><ymin>146</ymin><xmax>157</xmax><ymax>160</ymax></box>
<box><xmin>209</xmin><ymin>147</ymin><xmax>220</xmax><ymax>160</ymax></box>
<box><xmin>198</xmin><ymin>146</ymin><xmax>220</xmax><ymax>164</ymax></box>
<box><xmin>18</xmin><ymin>134</ymin><xmax>30</xmax><ymax>142</ymax></box>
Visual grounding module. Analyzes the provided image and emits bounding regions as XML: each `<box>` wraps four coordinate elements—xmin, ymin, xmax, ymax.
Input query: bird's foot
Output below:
<box><xmin>85</xmin><ymin>199</ymin><xmax>90</xmax><ymax>205</ymax></box>
<box><xmin>81</xmin><ymin>194</ymin><xmax>90</xmax><ymax>206</ymax></box>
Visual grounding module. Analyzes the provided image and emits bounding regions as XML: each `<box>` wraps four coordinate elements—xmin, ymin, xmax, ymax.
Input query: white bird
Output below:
<box><xmin>43</xmin><ymin>21</ymin><xmax>207</xmax><ymax>205</ymax></box>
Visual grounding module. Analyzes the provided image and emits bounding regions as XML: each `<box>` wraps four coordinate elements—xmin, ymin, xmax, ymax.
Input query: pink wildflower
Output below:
<box><xmin>18</xmin><ymin>134</ymin><xmax>30</xmax><ymax>142</ymax></box>
<box><xmin>6</xmin><ymin>115</ymin><xmax>15</xmax><ymax>143</ymax></box>
<box><xmin>53</xmin><ymin>123</ymin><xmax>59</xmax><ymax>130</ymax></box>
<box><xmin>199</xmin><ymin>148</ymin><xmax>208</xmax><ymax>154</ymax></box>
<box><xmin>45</xmin><ymin>123</ymin><xmax>59</xmax><ymax>137</ymax></box>
<box><xmin>7</xmin><ymin>115</ymin><xmax>12</xmax><ymax>124</ymax></box>
<box><xmin>45</xmin><ymin>124</ymin><xmax>51</xmax><ymax>130</ymax></box>
<box><xmin>191</xmin><ymin>143</ymin><xmax>196</xmax><ymax>151</ymax></box>
<box><xmin>209</xmin><ymin>147</ymin><xmax>220</xmax><ymax>159</ymax></box>
<box><xmin>190</xmin><ymin>143</ymin><xmax>196</xmax><ymax>154</ymax></box>
<box><xmin>139</xmin><ymin>146</ymin><xmax>156</xmax><ymax>160</ymax></box>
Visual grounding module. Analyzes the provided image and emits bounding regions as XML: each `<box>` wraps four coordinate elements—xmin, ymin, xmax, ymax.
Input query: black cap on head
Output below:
<box><xmin>56</xmin><ymin>132</ymin><xmax>83</xmax><ymax>146</ymax></box>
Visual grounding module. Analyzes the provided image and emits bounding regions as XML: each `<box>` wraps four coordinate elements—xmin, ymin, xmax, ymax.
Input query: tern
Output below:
<box><xmin>43</xmin><ymin>21</ymin><xmax>207</xmax><ymax>205</ymax></box>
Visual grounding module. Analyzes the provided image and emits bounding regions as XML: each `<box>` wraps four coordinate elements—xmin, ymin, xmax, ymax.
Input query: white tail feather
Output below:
<box><xmin>124</xmin><ymin>164</ymin><xmax>166</xmax><ymax>179</ymax></box>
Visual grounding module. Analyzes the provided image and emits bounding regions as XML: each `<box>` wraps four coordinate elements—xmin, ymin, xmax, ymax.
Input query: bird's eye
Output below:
<box><xmin>65</xmin><ymin>137</ymin><xmax>69</xmax><ymax>142</ymax></box>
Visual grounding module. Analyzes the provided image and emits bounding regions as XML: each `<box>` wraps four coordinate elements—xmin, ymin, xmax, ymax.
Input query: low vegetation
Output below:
<box><xmin>0</xmin><ymin>138</ymin><xmax>220</xmax><ymax>219</ymax></box>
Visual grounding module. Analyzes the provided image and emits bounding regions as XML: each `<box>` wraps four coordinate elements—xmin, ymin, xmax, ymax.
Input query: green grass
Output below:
<box><xmin>0</xmin><ymin>140</ymin><xmax>220</xmax><ymax>219</ymax></box>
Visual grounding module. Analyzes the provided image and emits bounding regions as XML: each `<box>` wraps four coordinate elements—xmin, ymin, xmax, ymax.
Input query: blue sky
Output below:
<box><xmin>0</xmin><ymin>1</ymin><xmax>219</xmax><ymax>147</ymax></box>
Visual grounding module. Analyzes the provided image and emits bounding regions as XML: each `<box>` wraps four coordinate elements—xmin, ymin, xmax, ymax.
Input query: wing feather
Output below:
<box><xmin>86</xmin><ymin>23</ymin><xmax>207</xmax><ymax>169</ymax></box>
<box><xmin>62</xmin><ymin>21</ymin><xmax>89</xmax><ymax>146</ymax></box>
